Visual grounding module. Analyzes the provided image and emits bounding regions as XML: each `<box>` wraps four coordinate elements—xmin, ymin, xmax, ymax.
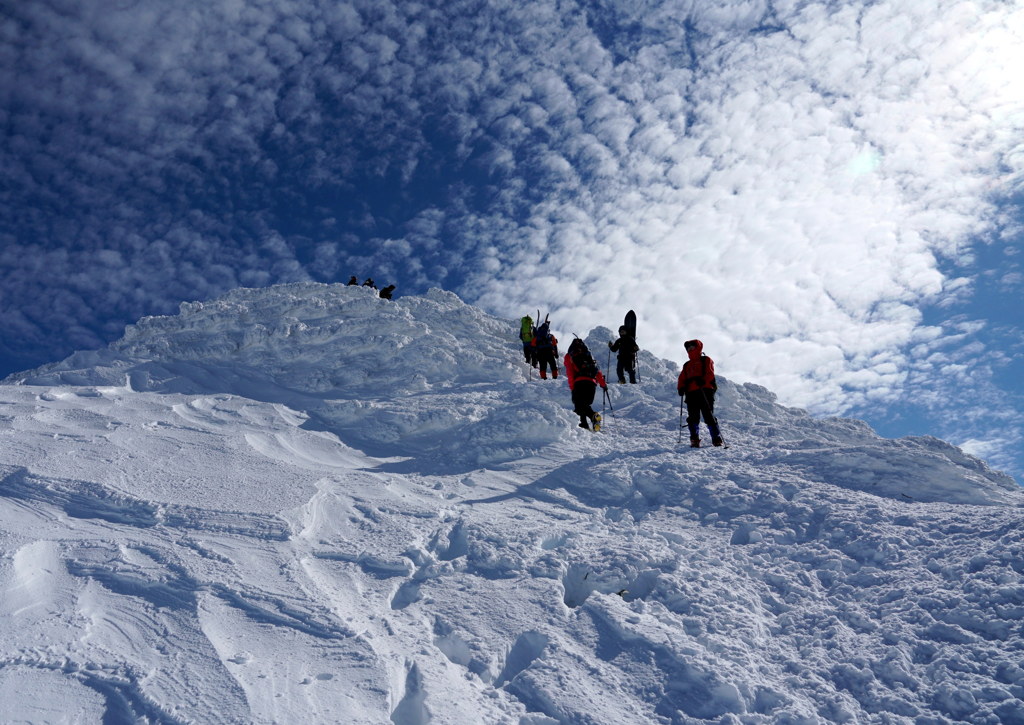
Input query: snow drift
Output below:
<box><xmin>1</xmin><ymin>282</ymin><xmax>1022</xmax><ymax>724</ymax></box>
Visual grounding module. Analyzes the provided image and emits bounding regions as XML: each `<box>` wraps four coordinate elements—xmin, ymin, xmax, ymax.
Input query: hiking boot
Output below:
<box><xmin>540</xmin><ymin>370</ymin><xmax>547</xmax><ymax>379</ymax></box>
<box><xmin>712</xmin><ymin>436</ymin><xmax>724</xmax><ymax>447</ymax></box>
<box><xmin>578</xmin><ymin>420</ymin><xmax>589</xmax><ymax>430</ymax></box>
<box><xmin>690</xmin><ymin>437</ymin><xmax>701</xmax><ymax>448</ymax></box>
<box><xmin>592</xmin><ymin>413</ymin><xmax>602</xmax><ymax>432</ymax></box>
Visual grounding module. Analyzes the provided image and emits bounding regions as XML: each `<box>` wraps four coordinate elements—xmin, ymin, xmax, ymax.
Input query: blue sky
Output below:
<box><xmin>1</xmin><ymin>0</ymin><xmax>1022</xmax><ymax>480</ymax></box>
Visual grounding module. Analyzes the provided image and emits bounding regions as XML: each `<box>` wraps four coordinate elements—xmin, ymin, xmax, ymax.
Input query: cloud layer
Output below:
<box><xmin>1</xmin><ymin>0</ymin><xmax>1022</xmax><ymax>473</ymax></box>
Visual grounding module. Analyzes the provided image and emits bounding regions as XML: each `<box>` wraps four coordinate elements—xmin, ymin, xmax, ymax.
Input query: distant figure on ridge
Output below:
<box><xmin>519</xmin><ymin>315</ymin><xmax>536</xmax><ymax>367</ymax></box>
<box><xmin>608</xmin><ymin>325</ymin><xmax>639</xmax><ymax>384</ymax></box>
<box><xmin>362</xmin><ymin>278</ymin><xmax>377</xmax><ymax>290</ymax></box>
<box><xmin>347</xmin><ymin>275</ymin><xmax>359</xmax><ymax>285</ymax></box>
<box><xmin>565</xmin><ymin>339</ymin><xmax>607</xmax><ymax>430</ymax></box>
<box><xmin>379</xmin><ymin>285</ymin><xmax>396</xmax><ymax>300</ymax></box>
<box><xmin>532</xmin><ymin>319</ymin><xmax>559</xmax><ymax>380</ymax></box>
<box><xmin>676</xmin><ymin>339</ymin><xmax>722</xmax><ymax>447</ymax></box>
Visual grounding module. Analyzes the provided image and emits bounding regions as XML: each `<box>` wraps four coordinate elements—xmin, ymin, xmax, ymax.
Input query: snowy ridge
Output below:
<box><xmin>1</xmin><ymin>282</ymin><xmax>1022</xmax><ymax>724</ymax></box>
<box><xmin>9</xmin><ymin>283</ymin><xmax>1016</xmax><ymax>499</ymax></box>
<box><xmin>10</xmin><ymin>284</ymin><xmax>567</xmax><ymax>467</ymax></box>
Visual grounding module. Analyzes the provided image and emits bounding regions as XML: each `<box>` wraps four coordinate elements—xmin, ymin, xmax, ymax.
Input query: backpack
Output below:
<box><xmin>571</xmin><ymin>345</ymin><xmax>598</xmax><ymax>379</ymax></box>
<box><xmin>699</xmin><ymin>355</ymin><xmax>717</xmax><ymax>391</ymax></box>
<box><xmin>684</xmin><ymin>354</ymin><xmax>717</xmax><ymax>391</ymax></box>
<box><xmin>520</xmin><ymin>316</ymin><xmax>534</xmax><ymax>343</ymax></box>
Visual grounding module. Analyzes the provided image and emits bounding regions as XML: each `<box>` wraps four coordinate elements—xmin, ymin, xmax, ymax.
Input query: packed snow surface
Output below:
<box><xmin>2</xmin><ymin>282</ymin><xmax>1022</xmax><ymax>724</ymax></box>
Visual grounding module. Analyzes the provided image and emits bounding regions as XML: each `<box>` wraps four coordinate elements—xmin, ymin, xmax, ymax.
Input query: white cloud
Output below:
<box><xmin>461</xmin><ymin>2</ymin><xmax>1023</xmax><ymax>419</ymax></box>
<box><xmin>2</xmin><ymin>0</ymin><xmax>1022</xmax><ymax>474</ymax></box>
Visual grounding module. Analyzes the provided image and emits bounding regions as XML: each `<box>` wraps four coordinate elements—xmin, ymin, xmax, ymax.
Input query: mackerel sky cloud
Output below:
<box><xmin>1</xmin><ymin>0</ymin><xmax>1022</xmax><ymax>476</ymax></box>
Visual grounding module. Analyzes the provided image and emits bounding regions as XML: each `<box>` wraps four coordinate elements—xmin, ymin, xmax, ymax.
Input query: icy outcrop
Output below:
<box><xmin>11</xmin><ymin>284</ymin><xmax>522</xmax><ymax>394</ymax></box>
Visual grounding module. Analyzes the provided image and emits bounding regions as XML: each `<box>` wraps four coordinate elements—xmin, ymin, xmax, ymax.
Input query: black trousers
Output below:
<box><xmin>536</xmin><ymin>349</ymin><xmax>557</xmax><ymax>377</ymax></box>
<box><xmin>571</xmin><ymin>380</ymin><xmax>598</xmax><ymax>425</ymax></box>
<box><xmin>685</xmin><ymin>389</ymin><xmax>719</xmax><ymax>438</ymax></box>
<box><xmin>615</xmin><ymin>357</ymin><xmax>636</xmax><ymax>384</ymax></box>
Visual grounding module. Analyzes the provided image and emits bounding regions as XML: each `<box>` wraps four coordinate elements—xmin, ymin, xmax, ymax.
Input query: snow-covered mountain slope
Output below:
<box><xmin>1</xmin><ymin>282</ymin><xmax>1022</xmax><ymax>724</ymax></box>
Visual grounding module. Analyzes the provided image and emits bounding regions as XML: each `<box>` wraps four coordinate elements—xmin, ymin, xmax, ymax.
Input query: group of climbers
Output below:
<box><xmin>516</xmin><ymin>312</ymin><xmax>722</xmax><ymax>446</ymax></box>
<box><xmin>519</xmin><ymin>315</ymin><xmax>560</xmax><ymax>379</ymax></box>
<box><xmin>347</xmin><ymin>276</ymin><xmax>396</xmax><ymax>300</ymax></box>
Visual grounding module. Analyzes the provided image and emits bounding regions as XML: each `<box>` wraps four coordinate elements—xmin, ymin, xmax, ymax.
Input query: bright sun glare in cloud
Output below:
<box><xmin>848</xmin><ymin>148</ymin><xmax>882</xmax><ymax>176</ymax></box>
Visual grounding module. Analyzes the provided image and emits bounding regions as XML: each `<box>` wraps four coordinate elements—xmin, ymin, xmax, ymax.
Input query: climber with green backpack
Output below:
<box><xmin>519</xmin><ymin>316</ymin><xmax>536</xmax><ymax>367</ymax></box>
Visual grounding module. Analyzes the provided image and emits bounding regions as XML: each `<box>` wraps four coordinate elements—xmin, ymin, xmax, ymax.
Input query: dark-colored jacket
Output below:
<box><xmin>532</xmin><ymin>324</ymin><xmax>558</xmax><ymax>355</ymax></box>
<box><xmin>609</xmin><ymin>335</ymin><xmax>638</xmax><ymax>360</ymax></box>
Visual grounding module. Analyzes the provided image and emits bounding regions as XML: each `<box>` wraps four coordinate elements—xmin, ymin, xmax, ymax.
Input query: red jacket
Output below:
<box><xmin>676</xmin><ymin>339</ymin><xmax>716</xmax><ymax>394</ymax></box>
<box><xmin>564</xmin><ymin>352</ymin><xmax>607</xmax><ymax>391</ymax></box>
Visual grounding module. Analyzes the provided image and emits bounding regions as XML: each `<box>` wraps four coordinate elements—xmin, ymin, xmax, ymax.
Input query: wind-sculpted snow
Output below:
<box><xmin>1</xmin><ymin>282</ymin><xmax>1022</xmax><ymax>724</ymax></box>
<box><xmin>8</xmin><ymin>284</ymin><xmax>570</xmax><ymax>467</ymax></box>
<box><xmin>12</xmin><ymin>284</ymin><xmax>522</xmax><ymax>394</ymax></box>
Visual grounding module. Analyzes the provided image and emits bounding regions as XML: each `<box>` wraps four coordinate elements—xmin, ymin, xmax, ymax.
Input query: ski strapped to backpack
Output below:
<box><xmin>535</xmin><ymin>322</ymin><xmax>555</xmax><ymax>348</ymax></box>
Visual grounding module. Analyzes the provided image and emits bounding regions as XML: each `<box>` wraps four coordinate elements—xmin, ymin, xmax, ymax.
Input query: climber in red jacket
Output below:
<box><xmin>676</xmin><ymin>339</ymin><xmax>722</xmax><ymax>447</ymax></box>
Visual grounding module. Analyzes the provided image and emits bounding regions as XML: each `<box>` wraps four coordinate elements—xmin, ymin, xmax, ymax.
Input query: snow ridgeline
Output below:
<box><xmin>1</xmin><ymin>281</ymin><xmax>1022</xmax><ymax>725</ymax></box>
<box><xmin>9</xmin><ymin>282</ymin><xmax>1016</xmax><ymax>503</ymax></box>
<box><xmin>12</xmin><ymin>284</ymin><xmax>565</xmax><ymax>467</ymax></box>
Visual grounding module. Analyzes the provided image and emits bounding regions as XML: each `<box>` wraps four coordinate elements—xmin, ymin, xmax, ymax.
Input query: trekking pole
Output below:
<box><xmin>677</xmin><ymin>395</ymin><xmax>685</xmax><ymax>445</ymax></box>
<box><xmin>603</xmin><ymin>387</ymin><xmax>614</xmax><ymax>416</ymax></box>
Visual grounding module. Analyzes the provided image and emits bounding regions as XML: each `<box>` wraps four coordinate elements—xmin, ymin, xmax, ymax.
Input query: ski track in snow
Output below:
<box><xmin>0</xmin><ymin>283</ymin><xmax>1022</xmax><ymax>724</ymax></box>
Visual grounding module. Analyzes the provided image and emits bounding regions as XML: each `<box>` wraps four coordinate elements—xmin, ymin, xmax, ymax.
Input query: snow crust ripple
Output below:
<box><xmin>1</xmin><ymin>282</ymin><xmax>1022</xmax><ymax>724</ymax></box>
